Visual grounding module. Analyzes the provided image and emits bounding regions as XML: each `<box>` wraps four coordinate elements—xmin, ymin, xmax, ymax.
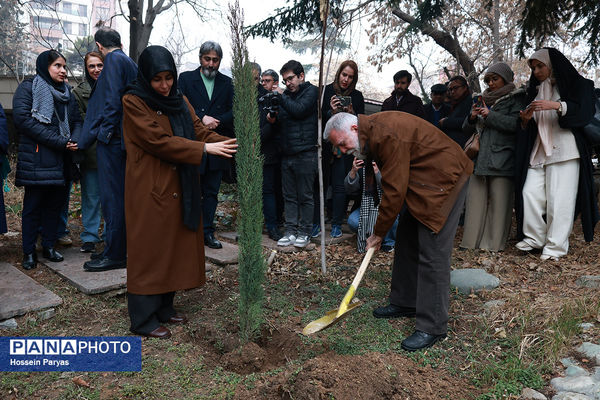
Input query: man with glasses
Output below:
<box><xmin>273</xmin><ymin>60</ymin><xmax>319</xmax><ymax>248</ymax></box>
<box><xmin>439</xmin><ymin>76</ymin><xmax>472</xmax><ymax>147</ymax></box>
<box><xmin>261</xmin><ymin>70</ymin><xmax>282</xmax><ymax>93</ymax></box>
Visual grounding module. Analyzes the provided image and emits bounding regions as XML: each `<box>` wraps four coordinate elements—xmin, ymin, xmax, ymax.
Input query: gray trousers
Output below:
<box><xmin>281</xmin><ymin>151</ymin><xmax>318</xmax><ymax>236</ymax></box>
<box><xmin>389</xmin><ymin>183</ymin><xmax>467</xmax><ymax>335</ymax></box>
<box><xmin>461</xmin><ymin>175</ymin><xmax>513</xmax><ymax>251</ymax></box>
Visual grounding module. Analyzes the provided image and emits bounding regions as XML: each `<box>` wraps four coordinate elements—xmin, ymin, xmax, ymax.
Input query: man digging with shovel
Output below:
<box><xmin>323</xmin><ymin>111</ymin><xmax>473</xmax><ymax>351</ymax></box>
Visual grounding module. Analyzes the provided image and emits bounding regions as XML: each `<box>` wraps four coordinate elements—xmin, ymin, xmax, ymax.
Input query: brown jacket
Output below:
<box><xmin>358</xmin><ymin>112</ymin><xmax>473</xmax><ymax>237</ymax></box>
<box><xmin>122</xmin><ymin>94</ymin><xmax>229</xmax><ymax>295</ymax></box>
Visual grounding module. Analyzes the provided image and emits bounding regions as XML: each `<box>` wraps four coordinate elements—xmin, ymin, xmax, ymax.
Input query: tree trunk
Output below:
<box><xmin>127</xmin><ymin>0</ymin><xmax>164</xmax><ymax>62</ymax></box>
<box><xmin>128</xmin><ymin>0</ymin><xmax>143</xmax><ymax>60</ymax></box>
<box><xmin>491</xmin><ymin>0</ymin><xmax>501</xmax><ymax>62</ymax></box>
<box><xmin>390</xmin><ymin>7</ymin><xmax>481</xmax><ymax>92</ymax></box>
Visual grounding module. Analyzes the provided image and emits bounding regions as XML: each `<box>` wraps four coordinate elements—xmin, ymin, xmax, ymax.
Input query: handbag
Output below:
<box><xmin>582</xmin><ymin>97</ymin><xmax>600</xmax><ymax>146</ymax></box>
<box><xmin>463</xmin><ymin>132</ymin><xmax>480</xmax><ymax>159</ymax></box>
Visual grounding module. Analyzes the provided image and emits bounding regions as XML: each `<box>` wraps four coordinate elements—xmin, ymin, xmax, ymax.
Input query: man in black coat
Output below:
<box><xmin>77</xmin><ymin>28</ymin><xmax>137</xmax><ymax>272</ymax></box>
<box><xmin>381</xmin><ymin>70</ymin><xmax>426</xmax><ymax>119</ymax></box>
<box><xmin>274</xmin><ymin>60</ymin><xmax>319</xmax><ymax>249</ymax></box>
<box><xmin>179</xmin><ymin>41</ymin><xmax>234</xmax><ymax>249</ymax></box>
<box><xmin>439</xmin><ymin>76</ymin><xmax>472</xmax><ymax>147</ymax></box>
<box><xmin>424</xmin><ymin>83</ymin><xmax>451</xmax><ymax>128</ymax></box>
<box><xmin>257</xmin><ymin>68</ymin><xmax>283</xmax><ymax>241</ymax></box>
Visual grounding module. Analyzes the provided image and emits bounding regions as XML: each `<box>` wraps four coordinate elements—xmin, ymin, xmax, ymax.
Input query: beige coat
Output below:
<box><xmin>358</xmin><ymin>112</ymin><xmax>473</xmax><ymax>237</ymax></box>
<box><xmin>122</xmin><ymin>94</ymin><xmax>229</xmax><ymax>295</ymax></box>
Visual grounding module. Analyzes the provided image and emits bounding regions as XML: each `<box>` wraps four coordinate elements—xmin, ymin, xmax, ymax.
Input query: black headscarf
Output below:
<box><xmin>36</xmin><ymin>50</ymin><xmax>67</xmax><ymax>90</ymax></box>
<box><xmin>526</xmin><ymin>47</ymin><xmax>590</xmax><ymax>104</ymax></box>
<box><xmin>125</xmin><ymin>45</ymin><xmax>202</xmax><ymax>232</ymax></box>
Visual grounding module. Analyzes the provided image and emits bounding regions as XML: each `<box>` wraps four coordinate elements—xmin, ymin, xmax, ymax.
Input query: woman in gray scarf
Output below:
<box><xmin>460</xmin><ymin>62</ymin><xmax>526</xmax><ymax>251</ymax></box>
<box><xmin>12</xmin><ymin>50</ymin><xmax>82</xmax><ymax>270</ymax></box>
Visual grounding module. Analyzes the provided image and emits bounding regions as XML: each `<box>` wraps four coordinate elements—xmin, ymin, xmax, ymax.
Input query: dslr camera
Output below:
<box><xmin>258</xmin><ymin>91</ymin><xmax>281</xmax><ymax>114</ymax></box>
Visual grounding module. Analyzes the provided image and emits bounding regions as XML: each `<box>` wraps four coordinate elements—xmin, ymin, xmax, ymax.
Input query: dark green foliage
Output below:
<box><xmin>246</xmin><ymin>0</ymin><xmax>346</xmax><ymax>41</ymax></box>
<box><xmin>0</xmin><ymin>0</ymin><xmax>28</xmax><ymax>76</ymax></box>
<box><xmin>229</xmin><ymin>2</ymin><xmax>265</xmax><ymax>343</ymax></box>
<box><xmin>518</xmin><ymin>0</ymin><xmax>600</xmax><ymax>64</ymax></box>
<box><xmin>64</xmin><ymin>36</ymin><xmax>96</xmax><ymax>71</ymax></box>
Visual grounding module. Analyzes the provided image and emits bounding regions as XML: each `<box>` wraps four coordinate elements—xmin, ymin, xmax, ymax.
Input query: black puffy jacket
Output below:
<box><xmin>278</xmin><ymin>82</ymin><xmax>318</xmax><ymax>156</ymax></box>
<box><xmin>13</xmin><ymin>78</ymin><xmax>82</xmax><ymax>186</ymax></box>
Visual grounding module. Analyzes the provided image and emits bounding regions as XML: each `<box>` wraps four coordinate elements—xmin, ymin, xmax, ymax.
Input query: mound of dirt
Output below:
<box><xmin>235</xmin><ymin>351</ymin><xmax>481</xmax><ymax>399</ymax></box>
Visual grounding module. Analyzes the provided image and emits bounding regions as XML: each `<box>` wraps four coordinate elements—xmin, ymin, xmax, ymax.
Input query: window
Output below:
<box><xmin>78</xmin><ymin>4</ymin><xmax>87</xmax><ymax>16</ymax></box>
<box><xmin>79</xmin><ymin>23</ymin><xmax>87</xmax><ymax>36</ymax></box>
<box><xmin>96</xmin><ymin>6</ymin><xmax>110</xmax><ymax>19</ymax></box>
<box><xmin>62</xmin><ymin>2</ymin><xmax>72</xmax><ymax>14</ymax></box>
<box><xmin>64</xmin><ymin>21</ymin><xmax>73</xmax><ymax>34</ymax></box>
<box><xmin>36</xmin><ymin>16</ymin><xmax>59</xmax><ymax>29</ymax></box>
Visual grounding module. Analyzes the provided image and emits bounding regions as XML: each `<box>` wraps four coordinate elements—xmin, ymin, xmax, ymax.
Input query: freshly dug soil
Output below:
<box><xmin>234</xmin><ymin>351</ymin><xmax>480</xmax><ymax>399</ymax></box>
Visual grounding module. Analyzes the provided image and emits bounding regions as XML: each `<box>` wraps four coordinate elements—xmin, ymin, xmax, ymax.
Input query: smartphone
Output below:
<box><xmin>473</xmin><ymin>95</ymin><xmax>483</xmax><ymax>108</ymax></box>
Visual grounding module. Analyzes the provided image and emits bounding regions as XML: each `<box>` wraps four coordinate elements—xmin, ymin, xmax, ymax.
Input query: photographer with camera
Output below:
<box><xmin>256</xmin><ymin>67</ymin><xmax>284</xmax><ymax>240</ymax></box>
<box><xmin>261</xmin><ymin>69</ymin><xmax>282</xmax><ymax>94</ymax></box>
<box><xmin>273</xmin><ymin>60</ymin><xmax>319</xmax><ymax>248</ymax></box>
<box><xmin>312</xmin><ymin>60</ymin><xmax>365</xmax><ymax>239</ymax></box>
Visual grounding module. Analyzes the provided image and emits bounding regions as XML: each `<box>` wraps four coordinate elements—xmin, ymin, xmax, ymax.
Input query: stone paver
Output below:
<box><xmin>575</xmin><ymin>276</ymin><xmax>600</xmax><ymax>289</ymax></box>
<box><xmin>0</xmin><ymin>318</ymin><xmax>18</xmax><ymax>330</ymax></box>
<box><xmin>310</xmin><ymin>231</ymin><xmax>354</xmax><ymax>245</ymax></box>
<box><xmin>220</xmin><ymin>231</ymin><xmax>316</xmax><ymax>252</ymax></box>
<box><xmin>0</xmin><ymin>262</ymin><xmax>62</xmax><ymax>320</ymax></box>
<box><xmin>42</xmin><ymin>248</ymin><xmax>126</xmax><ymax>295</ymax></box>
<box><xmin>521</xmin><ymin>387</ymin><xmax>547</xmax><ymax>399</ymax></box>
<box><xmin>450</xmin><ymin>268</ymin><xmax>500</xmax><ymax>294</ymax></box>
<box><xmin>552</xmin><ymin>393</ymin><xmax>593</xmax><ymax>400</ymax></box>
<box><xmin>204</xmin><ymin>241</ymin><xmax>238</xmax><ymax>265</ymax></box>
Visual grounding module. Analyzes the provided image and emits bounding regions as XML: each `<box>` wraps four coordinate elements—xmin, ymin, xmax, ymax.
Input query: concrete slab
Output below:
<box><xmin>41</xmin><ymin>248</ymin><xmax>127</xmax><ymax>295</ymax></box>
<box><xmin>220</xmin><ymin>231</ymin><xmax>318</xmax><ymax>252</ymax></box>
<box><xmin>0</xmin><ymin>262</ymin><xmax>63</xmax><ymax>320</ymax></box>
<box><xmin>310</xmin><ymin>231</ymin><xmax>354</xmax><ymax>245</ymax></box>
<box><xmin>205</xmin><ymin>241</ymin><xmax>238</xmax><ymax>265</ymax></box>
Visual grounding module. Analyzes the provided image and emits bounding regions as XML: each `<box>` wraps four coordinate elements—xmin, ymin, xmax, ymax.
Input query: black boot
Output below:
<box><xmin>42</xmin><ymin>247</ymin><xmax>64</xmax><ymax>262</ymax></box>
<box><xmin>23</xmin><ymin>253</ymin><xmax>37</xmax><ymax>270</ymax></box>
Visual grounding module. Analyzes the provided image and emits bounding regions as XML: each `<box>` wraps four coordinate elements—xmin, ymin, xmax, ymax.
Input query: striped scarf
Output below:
<box><xmin>31</xmin><ymin>75</ymin><xmax>71</xmax><ymax>139</ymax></box>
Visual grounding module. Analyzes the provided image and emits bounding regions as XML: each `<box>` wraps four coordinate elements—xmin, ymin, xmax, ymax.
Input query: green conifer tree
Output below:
<box><xmin>229</xmin><ymin>0</ymin><xmax>265</xmax><ymax>343</ymax></box>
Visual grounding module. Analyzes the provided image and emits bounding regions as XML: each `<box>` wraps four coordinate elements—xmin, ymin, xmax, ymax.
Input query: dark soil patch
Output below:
<box><xmin>188</xmin><ymin>319</ymin><xmax>307</xmax><ymax>374</ymax></box>
<box><xmin>234</xmin><ymin>351</ymin><xmax>481</xmax><ymax>399</ymax></box>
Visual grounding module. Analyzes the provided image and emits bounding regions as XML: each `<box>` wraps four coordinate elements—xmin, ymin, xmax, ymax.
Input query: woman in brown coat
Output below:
<box><xmin>122</xmin><ymin>46</ymin><xmax>236</xmax><ymax>338</ymax></box>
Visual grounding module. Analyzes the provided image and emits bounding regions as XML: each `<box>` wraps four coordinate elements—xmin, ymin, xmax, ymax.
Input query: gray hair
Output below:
<box><xmin>262</xmin><ymin>69</ymin><xmax>279</xmax><ymax>82</ymax></box>
<box><xmin>250</xmin><ymin>62</ymin><xmax>261</xmax><ymax>75</ymax></box>
<box><xmin>323</xmin><ymin>112</ymin><xmax>358</xmax><ymax>141</ymax></box>
<box><xmin>199</xmin><ymin>41</ymin><xmax>223</xmax><ymax>58</ymax></box>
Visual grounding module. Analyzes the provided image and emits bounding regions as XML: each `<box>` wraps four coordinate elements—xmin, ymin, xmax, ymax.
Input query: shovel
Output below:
<box><xmin>302</xmin><ymin>247</ymin><xmax>375</xmax><ymax>335</ymax></box>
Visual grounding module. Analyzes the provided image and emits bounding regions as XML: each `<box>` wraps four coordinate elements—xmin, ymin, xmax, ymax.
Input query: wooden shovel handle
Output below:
<box><xmin>350</xmin><ymin>247</ymin><xmax>375</xmax><ymax>288</ymax></box>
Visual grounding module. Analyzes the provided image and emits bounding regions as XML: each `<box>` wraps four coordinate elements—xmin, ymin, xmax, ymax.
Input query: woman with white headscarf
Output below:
<box><xmin>515</xmin><ymin>47</ymin><xmax>598</xmax><ymax>261</ymax></box>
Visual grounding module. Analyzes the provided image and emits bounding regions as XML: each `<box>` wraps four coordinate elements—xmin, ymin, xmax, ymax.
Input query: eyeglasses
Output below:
<box><xmin>447</xmin><ymin>85</ymin><xmax>465</xmax><ymax>92</ymax></box>
<box><xmin>282</xmin><ymin>75</ymin><xmax>297</xmax><ymax>84</ymax></box>
<box><xmin>261</xmin><ymin>78</ymin><xmax>274</xmax><ymax>83</ymax></box>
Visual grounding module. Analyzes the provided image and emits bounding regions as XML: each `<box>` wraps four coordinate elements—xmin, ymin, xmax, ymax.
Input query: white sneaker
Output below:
<box><xmin>540</xmin><ymin>254</ymin><xmax>559</xmax><ymax>261</ymax></box>
<box><xmin>277</xmin><ymin>234</ymin><xmax>296</xmax><ymax>247</ymax></box>
<box><xmin>294</xmin><ymin>235</ymin><xmax>310</xmax><ymax>248</ymax></box>
<box><xmin>515</xmin><ymin>241</ymin><xmax>534</xmax><ymax>252</ymax></box>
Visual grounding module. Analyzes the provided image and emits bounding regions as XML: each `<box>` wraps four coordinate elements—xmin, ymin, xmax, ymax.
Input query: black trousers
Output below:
<box><xmin>22</xmin><ymin>185</ymin><xmax>70</xmax><ymax>254</ymax></box>
<box><xmin>97</xmin><ymin>139</ymin><xmax>127</xmax><ymax>260</ymax></box>
<box><xmin>128</xmin><ymin>292</ymin><xmax>176</xmax><ymax>335</ymax></box>
<box><xmin>389</xmin><ymin>184</ymin><xmax>467</xmax><ymax>335</ymax></box>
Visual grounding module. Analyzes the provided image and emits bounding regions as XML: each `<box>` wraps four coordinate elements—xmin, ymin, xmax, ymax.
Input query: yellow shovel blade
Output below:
<box><xmin>335</xmin><ymin>285</ymin><xmax>356</xmax><ymax>318</ymax></box>
<box><xmin>302</xmin><ymin>300</ymin><xmax>362</xmax><ymax>335</ymax></box>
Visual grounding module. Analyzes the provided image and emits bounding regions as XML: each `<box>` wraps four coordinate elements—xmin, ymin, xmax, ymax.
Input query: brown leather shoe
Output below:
<box><xmin>167</xmin><ymin>313</ymin><xmax>188</xmax><ymax>324</ymax></box>
<box><xmin>147</xmin><ymin>326</ymin><xmax>171</xmax><ymax>339</ymax></box>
